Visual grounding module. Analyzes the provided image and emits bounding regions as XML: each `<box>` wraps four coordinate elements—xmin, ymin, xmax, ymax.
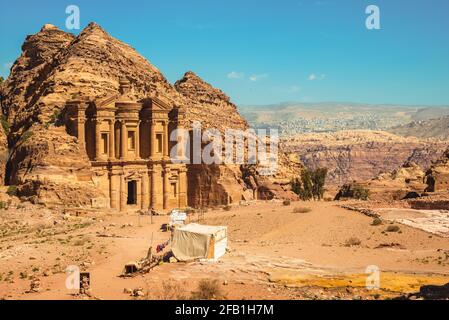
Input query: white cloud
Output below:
<box><xmin>308</xmin><ymin>73</ymin><xmax>326</xmax><ymax>81</ymax></box>
<box><xmin>249</xmin><ymin>73</ymin><xmax>268</xmax><ymax>82</ymax></box>
<box><xmin>227</xmin><ymin>71</ymin><xmax>244</xmax><ymax>79</ymax></box>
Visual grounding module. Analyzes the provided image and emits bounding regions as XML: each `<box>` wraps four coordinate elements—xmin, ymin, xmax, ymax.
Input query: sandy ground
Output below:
<box><xmin>0</xmin><ymin>200</ymin><xmax>448</xmax><ymax>300</ymax></box>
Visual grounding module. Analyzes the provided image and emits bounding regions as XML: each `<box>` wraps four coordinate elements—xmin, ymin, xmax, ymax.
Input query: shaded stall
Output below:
<box><xmin>171</xmin><ymin>224</ymin><xmax>227</xmax><ymax>262</ymax></box>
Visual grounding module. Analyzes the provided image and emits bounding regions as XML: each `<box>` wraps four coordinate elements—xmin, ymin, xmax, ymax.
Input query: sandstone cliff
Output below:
<box><xmin>336</xmin><ymin>148</ymin><xmax>449</xmax><ymax>203</ymax></box>
<box><xmin>175</xmin><ymin>71</ymin><xmax>249</xmax><ymax>132</ymax></box>
<box><xmin>425</xmin><ymin>149</ymin><xmax>449</xmax><ymax>192</ymax></box>
<box><xmin>335</xmin><ymin>161</ymin><xmax>428</xmax><ymax>202</ymax></box>
<box><xmin>282</xmin><ymin>130</ymin><xmax>448</xmax><ymax>186</ymax></box>
<box><xmin>1</xmin><ymin>22</ymin><xmax>296</xmax><ymax>207</ymax></box>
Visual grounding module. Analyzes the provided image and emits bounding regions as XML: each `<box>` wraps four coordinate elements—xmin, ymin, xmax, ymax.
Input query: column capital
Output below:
<box><xmin>163</xmin><ymin>167</ymin><xmax>171</xmax><ymax>173</ymax></box>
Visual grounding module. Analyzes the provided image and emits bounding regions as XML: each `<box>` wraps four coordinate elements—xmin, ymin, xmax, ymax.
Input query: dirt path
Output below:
<box><xmin>1</xmin><ymin>201</ymin><xmax>448</xmax><ymax>300</ymax></box>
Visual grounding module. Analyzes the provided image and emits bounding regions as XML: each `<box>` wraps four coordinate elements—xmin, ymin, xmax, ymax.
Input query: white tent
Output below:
<box><xmin>171</xmin><ymin>224</ymin><xmax>227</xmax><ymax>262</ymax></box>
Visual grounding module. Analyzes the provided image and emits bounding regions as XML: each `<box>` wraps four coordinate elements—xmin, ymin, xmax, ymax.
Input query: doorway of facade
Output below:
<box><xmin>127</xmin><ymin>180</ymin><xmax>137</xmax><ymax>205</ymax></box>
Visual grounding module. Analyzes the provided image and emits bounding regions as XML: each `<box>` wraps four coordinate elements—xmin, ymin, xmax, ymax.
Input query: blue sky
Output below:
<box><xmin>1</xmin><ymin>0</ymin><xmax>448</xmax><ymax>105</ymax></box>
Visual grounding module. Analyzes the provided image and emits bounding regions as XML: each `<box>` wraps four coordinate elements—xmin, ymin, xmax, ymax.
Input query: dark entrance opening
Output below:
<box><xmin>127</xmin><ymin>180</ymin><xmax>137</xmax><ymax>205</ymax></box>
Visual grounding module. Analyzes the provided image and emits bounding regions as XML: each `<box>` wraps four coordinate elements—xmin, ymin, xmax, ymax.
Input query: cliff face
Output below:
<box><xmin>175</xmin><ymin>71</ymin><xmax>249</xmax><ymax>132</ymax></box>
<box><xmin>282</xmin><ymin>131</ymin><xmax>449</xmax><ymax>186</ymax></box>
<box><xmin>425</xmin><ymin>150</ymin><xmax>449</xmax><ymax>192</ymax></box>
<box><xmin>336</xmin><ymin>149</ymin><xmax>449</xmax><ymax>203</ymax></box>
<box><xmin>1</xmin><ymin>22</ymin><xmax>295</xmax><ymax>207</ymax></box>
<box><xmin>335</xmin><ymin>161</ymin><xmax>428</xmax><ymax>202</ymax></box>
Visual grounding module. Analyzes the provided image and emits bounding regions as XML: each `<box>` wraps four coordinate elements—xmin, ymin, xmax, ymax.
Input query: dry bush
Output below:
<box><xmin>293</xmin><ymin>207</ymin><xmax>312</xmax><ymax>213</ymax></box>
<box><xmin>191</xmin><ymin>279</ymin><xmax>225</xmax><ymax>300</ymax></box>
<box><xmin>282</xmin><ymin>200</ymin><xmax>291</xmax><ymax>206</ymax></box>
<box><xmin>345</xmin><ymin>237</ymin><xmax>361</xmax><ymax>247</ymax></box>
<box><xmin>223</xmin><ymin>205</ymin><xmax>232</xmax><ymax>211</ymax></box>
<box><xmin>386</xmin><ymin>225</ymin><xmax>400</xmax><ymax>233</ymax></box>
<box><xmin>152</xmin><ymin>280</ymin><xmax>187</xmax><ymax>300</ymax></box>
<box><xmin>371</xmin><ymin>218</ymin><xmax>382</xmax><ymax>226</ymax></box>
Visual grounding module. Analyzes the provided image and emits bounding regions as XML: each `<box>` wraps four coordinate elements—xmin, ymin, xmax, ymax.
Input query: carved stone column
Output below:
<box><xmin>178</xmin><ymin>167</ymin><xmax>187</xmax><ymax>208</ymax></box>
<box><xmin>150</xmin><ymin>167</ymin><xmax>158</xmax><ymax>208</ymax></box>
<box><xmin>120</xmin><ymin>121</ymin><xmax>128</xmax><ymax>160</ymax></box>
<box><xmin>141</xmin><ymin>172</ymin><xmax>149</xmax><ymax>210</ymax></box>
<box><xmin>110</xmin><ymin>173</ymin><xmax>119</xmax><ymax>209</ymax></box>
<box><xmin>78</xmin><ymin>118</ymin><xmax>86</xmax><ymax>148</ymax></box>
<box><xmin>163</xmin><ymin>120</ymin><xmax>169</xmax><ymax>160</ymax></box>
<box><xmin>136</xmin><ymin>122</ymin><xmax>141</xmax><ymax>159</ymax></box>
<box><xmin>76</xmin><ymin>102</ymin><xmax>88</xmax><ymax>149</ymax></box>
<box><xmin>150</xmin><ymin>120</ymin><xmax>156</xmax><ymax>158</ymax></box>
<box><xmin>108</xmin><ymin>119</ymin><xmax>115</xmax><ymax>160</ymax></box>
<box><xmin>95</xmin><ymin>119</ymin><xmax>101</xmax><ymax>161</ymax></box>
<box><xmin>119</xmin><ymin>174</ymin><xmax>126</xmax><ymax>212</ymax></box>
<box><xmin>163</xmin><ymin>167</ymin><xmax>170</xmax><ymax>210</ymax></box>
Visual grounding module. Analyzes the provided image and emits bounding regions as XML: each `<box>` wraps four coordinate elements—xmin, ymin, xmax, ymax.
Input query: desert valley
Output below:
<box><xmin>0</xmin><ymin>23</ymin><xmax>448</xmax><ymax>301</ymax></box>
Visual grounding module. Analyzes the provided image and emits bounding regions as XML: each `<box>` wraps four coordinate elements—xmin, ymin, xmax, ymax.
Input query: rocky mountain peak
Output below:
<box><xmin>176</xmin><ymin>71</ymin><xmax>231</xmax><ymax>103</ymax></box>
<box><xmin>40</xmin><ymin>24</ymin><xmax>60</xmax><ymax>32</ymax></box>
<box><xmin>78</xmin><ymin>22</ymin><xmax>110</xmax><ymax>39</ymax></box>
<box><xmin>175</xmin><ymin>71</ymin><xmax>248</xmax><ymax>131</ymax></box>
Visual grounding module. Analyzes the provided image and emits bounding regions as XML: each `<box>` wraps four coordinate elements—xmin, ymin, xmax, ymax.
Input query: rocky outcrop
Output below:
<box><xmin>282</xmin><ymin>130</ymin><xmax>448</xmax><ymax>186</ymax></box>
<box><xmin>425</xmin><ymin>149</ymin><xmax>449</xmax><ymax>192</ymax></box>
<box><xmin>1</xmin><ymin>22</ymin><xmax>297</xmax><ymax>207</ymax></box>
<box><xmin>0</xmin><ymin>80</ymin><xmax>7</xmax><ymax>184</ymax></box>
<box><xmin>335</xmin><ymin>161</ymin><xmax>428</xmax><ymax>201</ymax></box>
<box><xmin>8</xmin><ymin>125</ymin><xmax>105</xmax><ymax>206</ymax></box>
<box><xmin>175</xmin><ymin>71</ymin><xmax>248</xmax><ymax>132</ymax></box>
<box><xmin>336</xmin><ymin>149</ymin><xmax>449</xmax><ymax>203</ymax></box>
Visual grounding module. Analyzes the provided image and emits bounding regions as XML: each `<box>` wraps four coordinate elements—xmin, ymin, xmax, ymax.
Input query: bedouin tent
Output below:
<box><xmin>171</xmin><ymin>224</ymin><xmax>227</xmax><ymax>262</ymax></box>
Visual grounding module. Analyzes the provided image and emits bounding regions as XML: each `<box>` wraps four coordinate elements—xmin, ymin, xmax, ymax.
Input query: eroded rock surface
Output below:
<box><xmin>282</xmin><ymin>130</ymin><xmax>448</xmax><ymax>186</ymax></box>
<box><xmin>1</xmin><ymin>22</ymin><xmax>297</xmax><ymax>207</ymax></box>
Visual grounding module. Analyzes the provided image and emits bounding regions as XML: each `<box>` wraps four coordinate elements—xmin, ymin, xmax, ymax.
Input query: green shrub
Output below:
<box><xmin>291</xmin><ymin>167</ymin><xmax>328</xmax><ymax>201</ymax></box>
<box><xmin>352</xmin><ymin>186</ymin><xmax>370</xmax><ymax>200</ymax></box>
<box><xmin>371</xmin><ymin>218</ymin><xmax>382</xmax><ymax>226</ymax></box>
<box><xmin>6</xmin><ymin>185</ymin><xmax>17</xmax><ymax>197</ymax></box>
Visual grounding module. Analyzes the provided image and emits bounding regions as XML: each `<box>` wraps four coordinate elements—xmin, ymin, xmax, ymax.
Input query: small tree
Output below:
<box><xmin>291</xmin><ymin>168</ymin><xmax>328</xmax><ymax>201</ymax></box>
<box><xmin>300</xmin><ymin>169</ymin><xmax>314</xmax><ymax>200</ymax></box>
<box><xmin>311</xmin><ymin>168</ymin><xmax>327</xmax><ymax>200</ymax></box>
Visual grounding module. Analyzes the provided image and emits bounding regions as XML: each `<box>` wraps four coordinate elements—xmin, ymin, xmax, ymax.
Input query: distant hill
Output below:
<box><xmin>238</xmin><ymin>102</ymin><xmax>449</xmax><ymax>135</ymax></box>
<box><xmin>389</xmin><ymin>116</ymin><xmax>449</xmax><ymax>140</ymax></box>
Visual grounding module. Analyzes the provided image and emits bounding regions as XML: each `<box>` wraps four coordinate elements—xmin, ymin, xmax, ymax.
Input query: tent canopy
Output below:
<box><xmin>171</xmin><ymin>224</ymin><xmax>227</xmax><ymax>262</ymax></box>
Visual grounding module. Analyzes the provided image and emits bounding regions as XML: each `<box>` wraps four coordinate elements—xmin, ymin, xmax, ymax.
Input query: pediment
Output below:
<box><xmin>95</xmin><ymin>93</ymin><xmax>120</xmax><ymax>108</ymax></box>
<box><xmin>141</xmin><ymin>97</ymin><xmax>172</xmax><ymax>112</ymax></box>
<box><xmin>124</xmin><ymin>171</ymin><xmax>143</xmax><ymax>181</ymax></box>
